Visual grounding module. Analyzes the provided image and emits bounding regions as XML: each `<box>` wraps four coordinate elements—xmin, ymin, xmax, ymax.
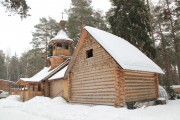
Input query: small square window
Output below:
<box><xmin>86</xmin><ymin>49</ymin><xmax>93</xmax><ymax>58</ymax></box>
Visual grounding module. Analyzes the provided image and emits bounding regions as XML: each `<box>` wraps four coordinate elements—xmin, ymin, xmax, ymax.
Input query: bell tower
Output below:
<box><xmin>48</xmin><ymin>20</ymin><xmax>73</xmax><ymax>69</ymax></box>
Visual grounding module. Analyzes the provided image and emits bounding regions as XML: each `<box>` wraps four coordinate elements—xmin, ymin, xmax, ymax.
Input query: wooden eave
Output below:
<box><xmin>17</xmin><ymin>79</ymin><xmax>40</xmax><ymax>85</ymax></box>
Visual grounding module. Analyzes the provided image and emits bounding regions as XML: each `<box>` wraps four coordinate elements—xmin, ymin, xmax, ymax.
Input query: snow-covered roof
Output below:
<box><xmin>50</xmin><ymin>30</ymin><xmax>73</xmax><ymax>41</ymax></box>
<box><xmin>171</xmin><ymin>85</ymin><xmax>180</xmax><ymax>89</ymax></box>
<box><xmin>19</xmin><ymin>67</ymin><xmax>51</xmax><ymax>82</ymax></box>
<box><xmin>84</xmin><ymin>26</ymin><xmax>164</xmax><ymax>74</ymax></box>
<box><xmin>48</xmin><ymin>66</ymin><xmax>68</xmax><ymax>81</ymax></box>
<box><xmin>0</xmin><ymin>79</ymin><xmax>15</xmax><ymax>83</ymax></box>
<box><xmin>17</xmin><ymin>59</ymin><xmax>70</xmax><ymax>84</ymax></box>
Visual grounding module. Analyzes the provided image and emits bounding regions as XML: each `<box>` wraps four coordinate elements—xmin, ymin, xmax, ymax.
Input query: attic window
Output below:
<box><xmin>86</xmin><ymin>49</ymin><xmax>93</xmax><ymax>58</ymax></box>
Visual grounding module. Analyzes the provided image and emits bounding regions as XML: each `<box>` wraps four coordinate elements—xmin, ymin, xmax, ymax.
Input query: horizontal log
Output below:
<box><xmin>70</xmin><ymin>100</ymin><xmax>115</xmax><ymax>106</ymax></box>
<box><xmin>71</xmin><ymin>81</ymin><xmax>115</xmax><ymax>88</ymax></box>
<box><xmin>125</xmin><ymin>91</ymin><xmax>156</xmax><ymax>96</ymax></box>
<box><xmin>72</xmin><ymin>73</ymin><xmax>115</xmax><ymax>81</ymax></box>
<box><xmin>125</xmin><ymin>73</ymin><xmax>154</xmax><ymax>78</ymax></box>
<box><xmin>125</xmin><ymin>88</ymin><xmax>156</xmax><ymax>92</ymax></box>
<box><xmin>125</xmin><ymin>83</ymin><xmax>155</xmax><ymax>87</ymax></box>
<box><xmin>72</xmin><ymin>67</ymin><xmax>115</xmax><ymax>76</ymax></box>
<box><xmin>70</xmin><ymin>97</ymin><xmax>115</xmax><ymax>103</ymax></box>
<box><xmin>125</xmin><ymin>77</ymin><xmax>155</xmax><ymax>81</ymax></box>
<box><xmin>125</xmin><ymin>80</ymin><xmax>155</xmax><ymax>84</ymax></box>
<box><xmin>71</xmin><ymin>88</ymin><xmax>115</xmax><ymax>93</ymax></box>
<box><xmin>72</xmin><ymin>95</ymin><xmax>115</xmax><ymax>99</ymax></box>
<box><xmin>125</xmin><ymin>86</ymin><xmax>155</xmax><ymax>90</ymax></box>
<box><xmin>125</xmin><ymin>95</ymin><xmax>156</xmax><ymax>102</ymax></box>
<box><xmin>124</xmin><ymin>70</ymin><xmax>155</xmax><ymax>75</ymax></box>
<box><xmin>73</xmin><ymin>92</ymin><xmax>115</xmax><ymax>96</ymax></box>
<box><xmin>71</xmin><ymin>84</ymin><xmax>115</xmax><ymax>91</ymax></box>
<box><xmin>74</xmin><ymin>54</ymin><xmax>112</xmax><ymax>62</ymax></box>
<box><xmin>71</xmin><ymin>78</ymin><xmax>115</xmax><ymax>85</ymax></box>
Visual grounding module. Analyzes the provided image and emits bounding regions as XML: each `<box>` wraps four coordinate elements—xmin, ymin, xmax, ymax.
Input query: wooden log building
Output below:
<box><xmin>16</xmin><ymin>20</ymin><xmax>73</xmax><ymax>101</ymax></box>
<box><xmin>64</xmin><ymin>26</ymin><xmax>164</xmax><ymax>106</ymax></box>
<box><xmin>0</xmin><ymin>79</ymin><xmax>15</xmax><ymax>93</ymax></box>
<box><xmin>16</xmin><ymin>21</ymin><xmax>164</xmax><ymax>107</ymax></box>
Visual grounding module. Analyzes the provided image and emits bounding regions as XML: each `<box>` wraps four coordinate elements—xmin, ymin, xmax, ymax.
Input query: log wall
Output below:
<box><xmin>0</xmin><ymin>80</ymin><xmax>12</xmax><ymax>93</ymax></box>
<box><xmin>69</xmin><ymin>35</ymin><xmax>118</xmax><ymax>105</ymax></box>
<box><xmin>49</xmin><ymin>80</ymin><xmax>64</xmax><ymax>98</ymax></box>
<box><xmin>50</xmin><ymin>57</ymin><xmax>66</xmax><ymax>70</ymax></box>
<box><xmin>124</xmin><ymin>71</ymin><xmax>158</xmax><ymax>102</ymax></box>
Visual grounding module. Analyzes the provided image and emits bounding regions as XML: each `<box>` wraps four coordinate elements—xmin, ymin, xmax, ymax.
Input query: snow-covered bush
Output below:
<box><xmin>159</xmin><ymin>85</ymin><xmax>168</xmax><ymax>102</ymax></box>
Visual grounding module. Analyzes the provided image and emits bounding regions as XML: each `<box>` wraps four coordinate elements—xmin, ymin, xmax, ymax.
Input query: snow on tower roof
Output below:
<box><xmin>50</xmin><ymin>30</ymin><xmax>73</xmax><ymax>41</ymax></box>
<box><xmin>84</xmin><ymin>26</ymin><xmax>164</xmax><ymax>74</ymax></box>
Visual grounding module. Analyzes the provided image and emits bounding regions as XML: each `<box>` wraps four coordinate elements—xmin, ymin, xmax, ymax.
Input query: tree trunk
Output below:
<box><xmin>165</xmin><ymin>0</ymin><xmax>180</xmax><ymax>84</ymax></box>
<box><xmin>158</xmin><ymin>21</ymin><xmax>171</xmax><ymax>86</ymax></box>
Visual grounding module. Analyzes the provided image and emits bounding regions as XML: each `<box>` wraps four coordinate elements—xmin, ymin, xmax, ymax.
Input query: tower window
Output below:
<box><xmin>64</xmin><ymin>44</ymin><xmax>69</xmax><ymax>49</ymax></box>
<box><xmin>86</xmin><ymin>49</ymin><xmax>93</xmax><ymax>58</ymax></box>
<box><xmin>57</xmin><ymin>43</ymin><xmax>62</xmax><ymax>49</ymax></box>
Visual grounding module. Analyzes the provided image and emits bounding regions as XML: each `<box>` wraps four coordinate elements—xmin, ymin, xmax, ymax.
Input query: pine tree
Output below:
<box><xmin>1</xmin><ymin>0</ymin><xmax>30</xmax><ymax>19</ymax></box>
<box><xmin>8</xmin><ymin>53</ymin><xmax>20</xmax><ymax>82</ymax></box>
<box><xmin>19</xmin><ymin>49</ymin><xmax>45</xmax><ymax>78</ymax></box>
<box><xmin>172</xmin><ymin>0</ymin><xmax>180</xmax><ymax>84</ymax></box>
<box><xmin>108</xmin><ymin>0</ymin><xmax>156</xmax><ymax>58</ymax></box>
<box><xmin>150</xmin><ymin>5</ymin><xmax>172</xmax><ymax>86</ymax></box>
<box><xmin>66</xmin><ymin>0</ymin><xmax>109</xmax><ymax>45</ymax></box>
<box><xmin>31</xmin><ymin>17</ymin><xmax>59</xmax><ymax>60</ymax></box>
<box><xmin>0</xmin><ymin>50</ymin><xmax>6</xmax><ymax>79</ymax></box>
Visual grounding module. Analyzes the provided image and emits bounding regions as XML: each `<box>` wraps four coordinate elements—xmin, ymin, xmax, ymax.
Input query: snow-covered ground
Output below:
<box><xmin>0</xmin><ymin>95</ymin><xmax>180</xmax><ymax>120</ymax></box>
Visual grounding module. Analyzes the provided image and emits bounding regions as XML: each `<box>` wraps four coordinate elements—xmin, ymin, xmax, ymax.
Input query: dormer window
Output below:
<box><xmin>86</xmin><ymin>49</ymin><xmax>93</xmax><ymax>58</ymax></box>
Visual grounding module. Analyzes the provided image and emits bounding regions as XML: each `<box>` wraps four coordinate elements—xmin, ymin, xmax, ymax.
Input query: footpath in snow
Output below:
<box><xmin>0</xmin><ymin>95</ymin><xmax>180</xmax><ymax>120</ymax></box>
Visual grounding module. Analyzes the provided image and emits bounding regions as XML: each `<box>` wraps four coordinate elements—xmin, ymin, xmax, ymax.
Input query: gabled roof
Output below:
<box><xmin>0</xmin><ymin>79</ymin><xmax>15</xmax><ymax>84</ymax></box>
<box><xmin>17</xmin><ymin>59</ymin><xmax>70</xmax><ymax>85</ymax></box>
<box><xmin>48</xmin><ymin>66</ymin><xmax>68</xmax><ymax>81</ymax></box>
<box><xmin>50</xmin><ymin>30</ymin><xmax>73</xmax><ymax>41</ymax></box>
<box><xmin>18</xmin><ymin>67</ymin><xmax>51</xmax><ymax>84</ymax></box>
<box><xmin>65</xmin><ymin>26</ymin><xmax>164</xmax><ymax>77</ymax></box>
